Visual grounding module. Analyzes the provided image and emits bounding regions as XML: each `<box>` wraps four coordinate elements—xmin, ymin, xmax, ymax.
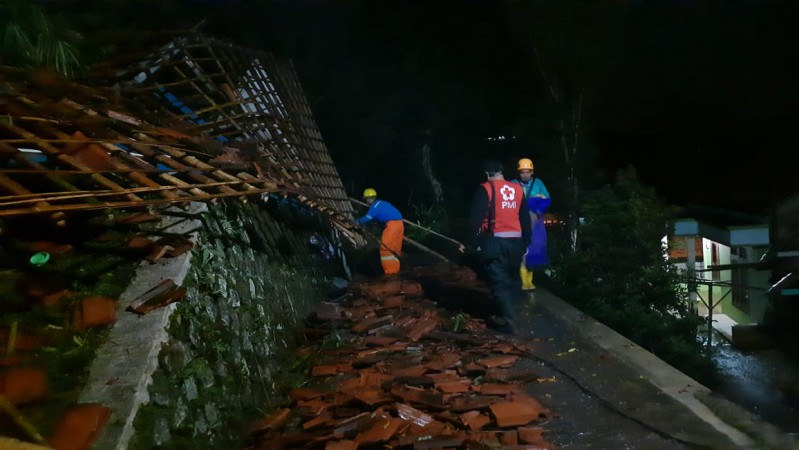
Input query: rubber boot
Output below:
<box><xmin>520</xmin><ymin>265</ymin><xmax>535</xmax><ymax>291</ymax></box>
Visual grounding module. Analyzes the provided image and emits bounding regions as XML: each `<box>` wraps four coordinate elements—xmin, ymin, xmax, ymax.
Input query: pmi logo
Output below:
<box><xmin>500</xmin><ymin>184</ymin><xmax>516</xmax><ymax>209</ymax></box>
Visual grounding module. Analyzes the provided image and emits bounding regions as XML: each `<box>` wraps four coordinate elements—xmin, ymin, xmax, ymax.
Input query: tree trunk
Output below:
<box><xmin>420</xmin><ymin>142</ymin><xmax>444</xmax><ymax>205</ymax></box>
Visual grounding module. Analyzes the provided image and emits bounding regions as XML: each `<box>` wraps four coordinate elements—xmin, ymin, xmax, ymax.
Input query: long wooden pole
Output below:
<box><xmin>359</xmin><ymin>226</ymin><xmax>449</xmax><ymax>263</ymax></box>
<box><xmin>349</xmin><ymin>197</ymin><xmax>463</xmax><ymax>247</ymax></box>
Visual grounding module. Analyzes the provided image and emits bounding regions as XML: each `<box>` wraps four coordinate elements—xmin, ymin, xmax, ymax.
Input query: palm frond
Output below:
<box><xmin>0</xmin><ymin>0</ymin><xmax>85</xmax><ymax>77</ymax></box>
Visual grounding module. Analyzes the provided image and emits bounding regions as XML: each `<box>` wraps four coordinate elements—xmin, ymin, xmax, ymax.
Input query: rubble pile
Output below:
<box><xmin>245</xmin><ymin>270</ymin><xmax>553</xmax><ymax>449</ymax></box>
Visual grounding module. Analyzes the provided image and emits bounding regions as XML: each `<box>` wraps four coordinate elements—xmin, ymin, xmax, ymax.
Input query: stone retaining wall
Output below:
<box><xmin>81</xmin><ymin>198</ymin><xmax>345</xmax><ymax>450</ymax></box>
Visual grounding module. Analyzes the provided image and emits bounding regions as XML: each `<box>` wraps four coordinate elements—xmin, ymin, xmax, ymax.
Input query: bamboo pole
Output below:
<box><xmin>0</xmin><ymin>122</ymin><xmax>141</xmax><ymax>202</ymax></box>
<box><xmin>0</xmin><ymin>185</ymin><xmax>285</xmax><ymax>217</ymax></box>
<box><xmin>133</xmin><ymin>133</ymin><xmax>260</xmax><ymax>193</ymax></box>
<box><xmin>349</xmin><ymin>197</ymin><xmax>464</xmax><ymax>247</ymax></box>
<box><xmin>0</xmin><ymin>141</ymin><xmax>84</xmax><ymax>195</ymax></box>
<box><xmin>0</xmin><ymin>173</ymin><xmax>66</xmax><ymax>225</ymax></box>
<box><xmin>403</xmin><ymin>235</ymin><xmax>450</xmax><ymax>263</ymax></box>
<box><xmin>0</xmin><ymin>167</ymin><xmax>200</xmax><ymax>175</ymax></box>
<box><xmin>47</xmin><ymin>127</ymin><xmax>180</xmax><ymax>201</ymax></box>
<box><xmin>0</xmin><ymin>178</ymin><xmax>280</xmax><ymax>208</ymax></box>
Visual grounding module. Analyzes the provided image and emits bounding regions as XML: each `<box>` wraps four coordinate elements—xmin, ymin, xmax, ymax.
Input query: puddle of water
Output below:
<box><xmin>701</xmin><ymin>330</ymin><xmax>799</xmax><ymax>433</ymax></box>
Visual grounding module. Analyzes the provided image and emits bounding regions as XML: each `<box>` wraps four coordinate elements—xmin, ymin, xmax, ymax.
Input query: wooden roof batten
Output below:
<box><xmin>0</xmin><ymin>33</ymin><xmax>364</xmax><ymax>246</ymax></box>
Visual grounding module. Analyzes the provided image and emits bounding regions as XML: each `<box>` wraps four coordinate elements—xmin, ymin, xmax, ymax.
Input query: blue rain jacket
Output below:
<box><xmin>525</xmin><ymin>195</ymin><xmax>552</xmax><ymax>268</ymax></box>
<box><xmin>512</xmin><ymin>178</ymin><xmax>550</xmax><ymax>202</ymax></box>
<box><xmin>357</xmin><ymin>199</ymin><xmax>403</xmax><ymax>225</ymax></box>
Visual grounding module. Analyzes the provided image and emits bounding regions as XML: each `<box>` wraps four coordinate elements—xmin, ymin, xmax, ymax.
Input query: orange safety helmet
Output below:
<box><xmin>517</xmin><ymin>158</ymin><xmax>534</xmax><ymax>171</ymax></box>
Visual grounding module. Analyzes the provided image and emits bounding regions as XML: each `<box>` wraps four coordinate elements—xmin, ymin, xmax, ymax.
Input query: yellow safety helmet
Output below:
<box><xmin>517</xmin><ymin>158</ymin><xmax>534</xmax><ymax>171</ymax></box>
<box><xmin>362</xmin><ymin>188</ymin><xmax>377</xmax><ymax>198</ymax></box>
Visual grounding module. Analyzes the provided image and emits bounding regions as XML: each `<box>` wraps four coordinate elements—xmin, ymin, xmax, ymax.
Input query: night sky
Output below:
<box><xmin>100</xmin><ymin>0</ymin><xmax>799</xmax><ymax>215</ymax></box>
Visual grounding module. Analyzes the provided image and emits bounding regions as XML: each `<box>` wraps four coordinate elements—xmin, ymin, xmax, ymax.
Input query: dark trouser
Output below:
<box><xmin>482</xmin><ymin>237</ymin><xmax>525</xmax><ymax>319</ymax></box>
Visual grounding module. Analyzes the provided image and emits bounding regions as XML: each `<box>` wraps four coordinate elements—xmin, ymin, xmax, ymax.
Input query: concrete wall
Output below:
<box><xmin>81</xmin><ymin>198</ymin><xmax>344</xmax><ymax>450</ymax></box>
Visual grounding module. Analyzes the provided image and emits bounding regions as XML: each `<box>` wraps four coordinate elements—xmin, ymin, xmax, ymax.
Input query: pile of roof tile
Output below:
<box><xmin>245</xmin><ymin>271</ymin><xmax>553</xmax><ymax>449</ymax></box>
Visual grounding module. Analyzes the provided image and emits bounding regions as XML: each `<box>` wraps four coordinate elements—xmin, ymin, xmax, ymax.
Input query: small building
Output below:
<box><xmin>668</xmin><ymin>205</ymin><xmax>771</xmax><ymax>342</ymax></box>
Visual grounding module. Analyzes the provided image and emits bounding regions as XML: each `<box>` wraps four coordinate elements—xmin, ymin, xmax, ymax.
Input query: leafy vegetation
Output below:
<box><xmin>0</xmin><ymin>0</ymin><xmax>85</xmax><ymax>77</ymax></box>
<box><xmin>547</xmin><ymin>167</ymin><xmax>715</xmax><ymax>381</ymax></box>
<box><xmin>403</xmin><ymin>202</ymin><xmax>449</xmax><ymax>242</ymax></box>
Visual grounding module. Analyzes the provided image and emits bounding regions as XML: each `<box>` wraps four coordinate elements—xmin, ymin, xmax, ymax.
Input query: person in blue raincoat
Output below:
<box><xmin>512</xmin><ymin>158</ymin><xmax>551</xmax><ymax>291</ymax></box>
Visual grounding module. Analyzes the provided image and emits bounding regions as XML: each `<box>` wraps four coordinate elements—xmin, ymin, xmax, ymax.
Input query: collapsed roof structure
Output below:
<box><xmin>0</xmin><ymin>32</ymin><xmax>362</xmax><ymax>244</ymax></box>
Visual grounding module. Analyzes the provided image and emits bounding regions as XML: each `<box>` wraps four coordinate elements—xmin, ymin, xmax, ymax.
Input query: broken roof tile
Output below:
<box><xmin>352</xmin><ymin>388</ymin><xmax>393</xmax><ymax>407</ymax></box>
<box><xmin>425</xmin><ymin>353</ymin><xmax>461</xmax><ymax>372</ymax></box>
<box><xmin>403</xmin><ymin>419</ymin><xmax>448</xmax><ymax>439</ymax></box>
<box><xmin>391</xmin><ymin>375</ymin><xmax>435</xmax><ymax>388</ymax></box>
<box><xmin>325</xmin><ymin>439</ymin><xmax>357</xmax><ymax>450</ymax></box>
<box><xmin>381</xmin><ymin>294</ymin><xmax>406</xmax><ymax>309</ymax></box>
<box><xmin>0</xmin><ymin>368</ymin><xmax>47</xmax><ymax>404</ymax></box>
<box><xmin>290</xmin><ymin>387</ymin><xmax>326</xmax><ymax>402</ymax></box>
<box><xmin>459</xmin><ymin>410</ymin><xmax>492</xmax><ymax>431</ymax></box>
<box><xmin>448</xmin><ymin>395</ymin><xmax>497</xmax><ymax>413</ymax></box>
<box><xmin>345</xmin><ymin>305</ymin><xmax>375</xmax><ymax>320</ymax></box>
<box><xmin>395</xmin><ymin>403</ymin><xmax>434</xmax><ymax>427</ymax></box>
<box><xmin>475</xmin><ymin>383</ymin><xmax>521</xmax><ymax>396</ymax></box>
<box><xmin>48</xmin><ymin>404</ymin><xmax>111</xmax><ymax>450</ymax></box>
<box><xmin>358</xmin><ymin>279</ymin><xmax>404</xmax><ymax>298</ymax></box>
<box><xmin>315</xmin><ymin>302</ymin><xmax>344</xmax><ymax>321</ymax></box>
<box><xmin>460</xmin><ymin>362</ymin><xmax>487</xmax><ymax>376</ymax></box>
<box><xmin>517</xmin><ymin>427</ymin><xmax>546</xmax><ymax>445</ymax></box>
<box><xmin>336</xmin><ymin>363</ymin><xmax>355</xmax><ymax>374</ymax></box>
<box><xmin>312</xmin><ymin>364</ymin><xmax>339</xmax><ymax>377</ymax></box>
<box><xmin>302</xmin><ymin>412</ymin><xmax>333</xmax><ymax>431</ymax></box>
<box><xmin>363</xmin><ymin>335</ymin><xmax>399</xmax><ymax>346</ymax></box>
<box><xmin>250</xmin><ymin>408</ymin><xmax>292</xmax><ymax>433</ymax></box>
<box><xmin>296</xmin><ymin>399</ymin><xmax>329</xmax><ymax>417</ymax></box>
<box><xmin>484</xmin><ymin>368</ymin><xmax>540</xmax><ymax>384</ymax></box>
<box><xmin>352</xmin><ymin>315</ymin><xmax>395</xmax><ymax>334</ymax></box>
<box><xmin>361</xmin><ymin>370</ymin><xmax>394</xmax><ymax>387</ymax></box>
<box><xmin>411</xmin><ymin>436</ymin><xmax>467</xmax><ymax>449</ymax></box>
<box><xmin>389</xmin><ymin>385</ymin><xmax>446</xmax><ymax>410</ymax></box>
<box><xmin>500</xmin><ymin>430</ymin><xmax>519</xmax><ymax>445</ymax></box>
<box><xmin>434</xmin><ymin>379</ymin><xmax>472</xmax><ymax>394</ymax></box>
<box><xmin>72</xmin><ymin>296</ymin><xmax>118</xmax><ymax>330</ymax></box>
<box><xmin>478</xmin><ymin>355</ymin><xmax>519</xmax><ymax>369</ymax></box>
<box><xmin>333</xmin><ymin>412</ymin><xmax>374</xmax><ymax>439</ymax></box>
<box><xmin>391</xmin><ymin>365</ymin><xmax>429</xmax><ymax>378</ymax></box>
<box><xmin>355</xmin><ymin>415</ymin><xmax>406</xmax><ymax>445</ymax></box>
<box><xmin>338</xmin><ymin>376</ymin><xmax>363</xmax><ymax>392</ymax></box>
<box><xmin>489</xmin><ymin>401</ymin><xmax>543</xmax><ymax>428</ymax></box>
<box><xmin>400</xmin><ymin>281</ymin><xmax>423</xmax><ymax>297</ymax></box>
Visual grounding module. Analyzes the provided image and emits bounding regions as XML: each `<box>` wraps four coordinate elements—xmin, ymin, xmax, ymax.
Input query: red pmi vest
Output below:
<box><xmin>481</xmin><ymin>180</ymin><xmax>523</xmax><ymax>237</ymax></box>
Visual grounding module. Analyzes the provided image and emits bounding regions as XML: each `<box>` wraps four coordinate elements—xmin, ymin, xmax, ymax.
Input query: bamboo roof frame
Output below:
<box><xmin>0</xmin><ymin>34</ymin><xmax>364</xmax><ymax>246</ymax></box>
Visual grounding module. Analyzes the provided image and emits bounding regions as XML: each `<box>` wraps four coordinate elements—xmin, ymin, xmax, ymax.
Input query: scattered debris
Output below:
<box><xmin>243</xmin><ymin>272</ymin><xmax>552</xmax><ymax>449</ymax></box>
<box><xmin>127</xmin><ymin>279</ymin><xmax>186</xmax><ymax>315</ymax></box>
<box><xmin>0</xmin><ymin>368</ymin><xmax>47</xmax><ymax>407</ymax></box>
<box><xmin>71</xmin><ymin>296</ymin><xmax>118</xmax><ymax>331</ymax></box>
<box><xmin>48</xmin><ymin>404</ymin><xmax>111</xmax><ymax>450</ymax></box>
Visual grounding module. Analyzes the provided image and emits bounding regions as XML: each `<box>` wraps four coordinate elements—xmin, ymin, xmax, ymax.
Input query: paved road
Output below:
<box><xmin>373</xmin><ymin>247</ymin><xmax>799</xmax><ymax>449</ymax></box>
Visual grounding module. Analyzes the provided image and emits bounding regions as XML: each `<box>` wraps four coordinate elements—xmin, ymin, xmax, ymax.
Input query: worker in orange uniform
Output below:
<box><xmin>356</xmin><ymin>188</ymin><xmax>404</xmax><ymax>274</ymax></box>
<box><xmin>512</xmin><ymin>158</ymin><xmax>551</xmax><ymax>291</ymax></box>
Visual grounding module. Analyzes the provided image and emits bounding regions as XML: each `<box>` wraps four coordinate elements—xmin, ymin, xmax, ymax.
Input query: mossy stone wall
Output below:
<box><xmin>130</xmin><ymin>199</ymin><xmax>339</xmax><ymax>449</ymax></box>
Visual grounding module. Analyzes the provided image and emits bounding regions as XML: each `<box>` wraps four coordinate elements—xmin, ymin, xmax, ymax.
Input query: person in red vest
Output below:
<box><xmin>463</xmin><ymin>161</ymin><xmax>531</xmax><ymax>332</ymax></box>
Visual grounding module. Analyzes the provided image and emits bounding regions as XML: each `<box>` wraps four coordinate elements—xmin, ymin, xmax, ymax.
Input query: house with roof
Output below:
<box><xmin>667</xmin><ymin>205</ymin><xmax>771</xmax><ymax>345</ymax></box>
